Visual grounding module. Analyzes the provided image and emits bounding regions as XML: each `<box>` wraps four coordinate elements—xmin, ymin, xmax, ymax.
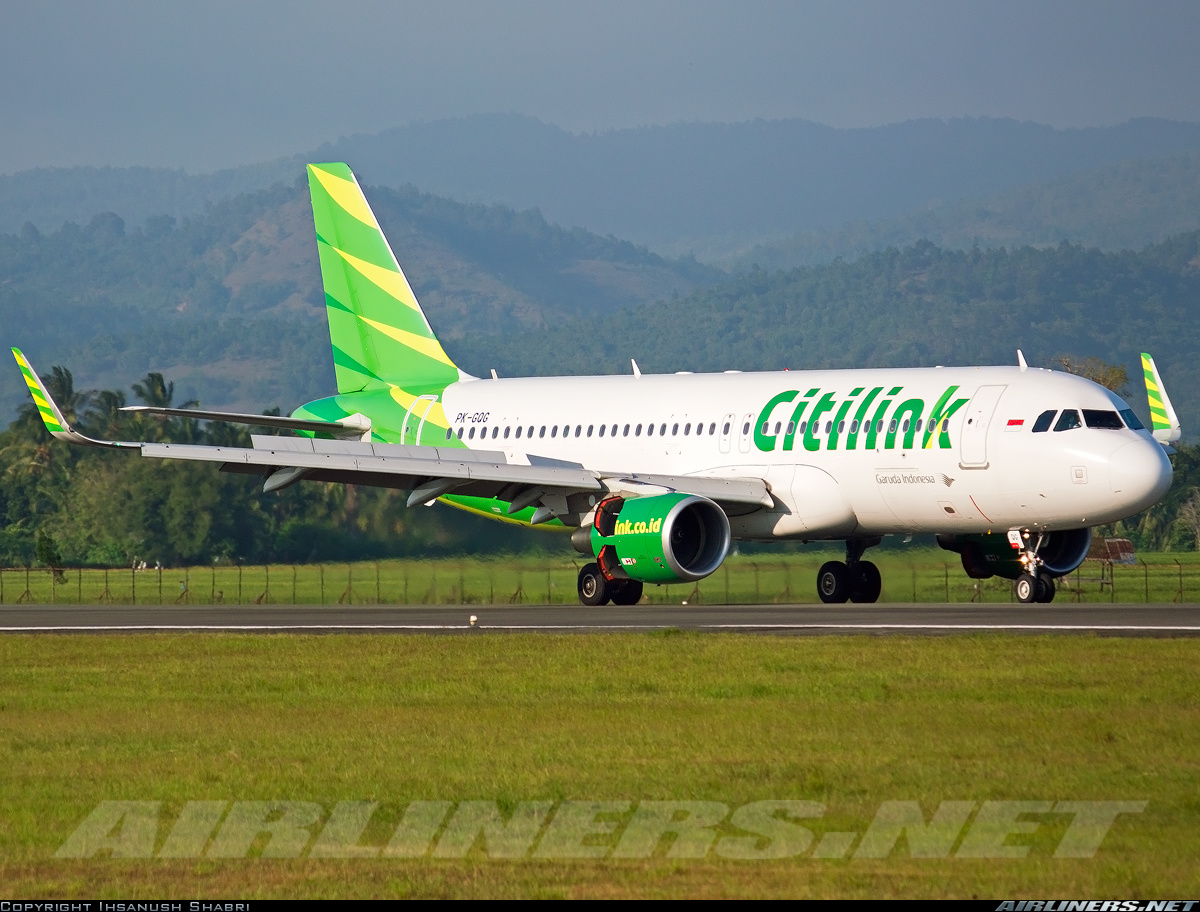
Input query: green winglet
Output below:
<box><xmin>1141</xmin><ymin>352</ymin><xmax>1181</xmax><ymax>445</ymax></box>
<box><xmin>12</xmin><ymin>347</ymin><xmax>70</xmax><ymax>437</ymax></box>
<box><xmin>11</xmin><ymin>348</ymin><xmax>130</xmax><ymax>449</ymax></box>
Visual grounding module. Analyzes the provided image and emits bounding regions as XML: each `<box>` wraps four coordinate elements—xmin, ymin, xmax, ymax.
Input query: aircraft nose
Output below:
<box><xmin>1110</xmin><ymin>438</ymin><xmax>1172</xmax><ymax>513</ymax></box>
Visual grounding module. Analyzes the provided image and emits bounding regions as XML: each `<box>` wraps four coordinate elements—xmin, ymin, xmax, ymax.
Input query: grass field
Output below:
<box><xmin>1</xmin><ymin>633</ymin><xmax>1197</xmax><ymax>898</ymax></box>
<box><xmin>5</xmin><ymin>548</ymin><xmax>1200</xmax><ymax>606</ymax></box>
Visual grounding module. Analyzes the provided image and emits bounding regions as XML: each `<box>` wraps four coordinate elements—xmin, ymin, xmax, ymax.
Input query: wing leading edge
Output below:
<box><xmin>11</xmin><ymin>349</ymin><xmax>771</xmax><ymax>525</ymax></box>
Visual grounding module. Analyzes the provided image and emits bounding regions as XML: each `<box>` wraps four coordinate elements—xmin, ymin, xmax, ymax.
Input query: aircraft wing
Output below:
<box><xmin>1141</xmin><ymin>352</ymin><xmax>1181</xmax><ymax>446</ymax></box>
<box><xmin>13</xmin><ymin>348</ymin><xmax>771</xmax><ymax>523</ymax></box>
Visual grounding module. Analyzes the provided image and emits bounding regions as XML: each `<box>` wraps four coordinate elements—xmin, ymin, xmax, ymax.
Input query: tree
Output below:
<box><xmin>1052</xmin><ymin>356</ymin><xmax>1129</xmax><ymax>394</ymax></box>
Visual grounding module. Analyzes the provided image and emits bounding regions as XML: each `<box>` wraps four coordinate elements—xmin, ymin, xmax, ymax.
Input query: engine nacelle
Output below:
<box><xmin>579</xmin><ymin>493</ymin><xmax>732</xmax><ymax>584</ymax></box>
<box><xmin>937</xmin><ymin>528</ymin><xmax>1093</xmax><ymax>580</ymax></box>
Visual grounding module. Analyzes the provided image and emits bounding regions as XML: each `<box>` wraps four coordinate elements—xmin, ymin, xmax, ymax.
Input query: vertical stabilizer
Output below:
<box><xmin>307</xmin><ymin>163</ymin><xmax>466</xmax><ymax>394</ymax></box>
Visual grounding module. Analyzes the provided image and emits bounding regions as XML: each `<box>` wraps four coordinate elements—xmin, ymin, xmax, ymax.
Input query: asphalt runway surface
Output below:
<box><xmin>1</xmin><ymin>602</ymin><xmax>1199</xmax><ymax>635</ymax></box>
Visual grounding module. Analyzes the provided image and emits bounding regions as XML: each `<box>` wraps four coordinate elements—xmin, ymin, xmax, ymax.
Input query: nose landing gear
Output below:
<box><xmin>1015</xmin><ymin>570</ymin><xmax>1056</xmax><ymax>603</ymax></box>
<box><xmin>817</xmin><ymin>538</ymin><xmax>883</xmax><ymax>604</ymax></box>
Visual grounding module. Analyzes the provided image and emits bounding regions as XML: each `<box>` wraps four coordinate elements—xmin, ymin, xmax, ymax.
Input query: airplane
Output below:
<box><xmin>11</xmin><ymin>162</ymin><xmax>1180</xmax><ymax>606</ymax></box>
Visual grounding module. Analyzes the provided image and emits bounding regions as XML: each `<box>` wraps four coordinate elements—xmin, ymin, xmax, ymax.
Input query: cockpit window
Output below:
<box><xmin>1083</xmin><ymin>409</ymin><xmax>1123</xmax><ymax>430</ymax></box>
<box><xmin>1032</xmin><ymin>410</ymin><xmax>1056</xmax><ymax>433</ymax></box>
<box><xmin>1119</xmin><ymin>409</ymin><xmax>1145</xmax><ymax>431</ymax></box>
<box><xmin>1053</xmin><ymin>409</ymin><xmax>1082</xmax><ymax>431</ymax></box>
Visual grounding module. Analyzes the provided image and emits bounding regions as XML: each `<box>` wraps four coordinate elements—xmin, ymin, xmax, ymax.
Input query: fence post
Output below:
<box><xmin>319</xmin><ymin>565</ymin><xmax>325</xmax><ymax>605</ymax></box>
<box><xmin>1175</xmin><ymin>559</ymin><xmax>1184</xmax><ymax>603</ymax></box>
<box><xmin>158</xmin><ymin>566</ymin><xmax>163</xmax><ymax>605</ymax></box>
<box><xmin>131</xmin><ymin>567</ymin><xmax>136</xmax><ymax>605</ymax></box>
<box><xmin>292</xmin><ymin>566</ymin><xmax>297</xmax><ymax>605</ymax></box>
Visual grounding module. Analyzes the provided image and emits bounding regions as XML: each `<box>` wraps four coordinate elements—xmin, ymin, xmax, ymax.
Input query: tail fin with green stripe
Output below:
<box><xmin>307</xmin><ymin>163</ymin><xmax>469</xmax><ymax>394</ymax></box>
<box><xmin>1141</xmin><ymin>352</ymin><xmax>1181</xmax><ymax>445</ymax></box>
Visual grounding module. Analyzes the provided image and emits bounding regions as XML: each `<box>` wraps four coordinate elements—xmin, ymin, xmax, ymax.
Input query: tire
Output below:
<box><xmin>577</xmin><ymin>563</ymin><xmax>610</xmax><ymax>606</ymax></box>
<box><xmin>1015</xmin><ymin>572</ymin><xmax>1038</xmax><ymax>604</ymax></box>
<box><xmin>610</xmin><ymin>579</ymin><xmax>644</xmax><ymax>605</ymax></box>
<box><xmin>849</xmin><ymin>560</ymin><xmax>882</xmax><ymax>603</ymax></box>
<box><xmin>1035</xmin><ymin>573</ymin><xmax>1056</xmax><ymax>603</ymax></box>
<box><xmin>817</xmin><ymin>560</ymin><xmax>851</xmax><ymax>604</ymax></box>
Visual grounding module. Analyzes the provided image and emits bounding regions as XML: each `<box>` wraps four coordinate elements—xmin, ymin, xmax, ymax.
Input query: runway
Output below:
<box><xmin>1</xmin><ymin>602</ymin><xmax>1199</xmax><ymax>635</ymax></box>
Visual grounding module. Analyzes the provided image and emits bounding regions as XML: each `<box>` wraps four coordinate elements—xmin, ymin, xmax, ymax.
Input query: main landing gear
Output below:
<box><xmin>578</xmin><ymin>563</ymin><xmax>644</xmax><ymax>606</ymax></box>
<box><xmin>817</xmin><ymin>538</ymin><xmax>882</xmax><ymax>604</ymax></box>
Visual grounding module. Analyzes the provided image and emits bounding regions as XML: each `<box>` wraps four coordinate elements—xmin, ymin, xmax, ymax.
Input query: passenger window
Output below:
<box><xmin>850</xmin><ymin>420</ymin><xmax>858</xmax><ymax>434</ymax></box>
<box><xmin>876</xmin><ymin>420</ymin><xmax>885</xmax><ymax>434</ymax></box>
<box><xmin>456</xmin><ymin>427</ymin><xmax>464</xmax><ymax>439</ymax></box>
<box><xmin>1054</xmin><ymin>410</ymin><xmax>1082</xmax><ymax>431</ymax></box>
<box><xmin>623</xmin><ymin>424</ymin><xmax>630</xmax><ymax>437</ymax></box>
<box><xmin>742</xmin><ymin>421</ymin><xmax>750</xmax><ymax>435</ymax></box>
<box><xmin>635</xmin><ymin>423</ymin><xmax>642</xmax><ymax>436</ymax></box>
<box><xmin>761</xmin><ymin>422</ymin><xmax>769</xmax><ymax>435</ymax></box>
<box><xmin>838</xmin><ymin>421</ymin><xmax>845</xmax><ymax>434</ymax></box>
<box><xmin>504</xmin><ymin>427</ymin><xmax>511</xmax><ymax>439</ymax></box>
<box><xmin>611</xmin><ymin>424</ymin><xmax>618</xmax><ymax>437</ymax></box>
<box><xmin>528</xmin><ymin>427</ymin><xmax>534</xmax><ymax>438</ymax></box>
<box><xmin>445</xmin><ymin>428</ymin><xmax>453</xmax><ymax>440</ymax></box>
<box><xmin>515</xmin><ymin>427</ymin><xmax>522</xmax><ymax>439</ymax></box>
<box><xmin>685</xmin><ymin>423</ymin><xmax>692</xmax><ymax>435</ymax></box>
<box><xmin>492</xmin><ymin>427</ymin><xmax>499</xmax><ymax>439</ymax></box>
<box><xmin>709</xmin><ymin>422</ymin><xmax>716</xmax><ymax>435</ymax></box>
<box><xmin>723</xmin><ymin>422</ymin><xmax>731</xmax><ymax>435</ymax></box>
<box><xmin>901</xmin><ymin>420</ymin><xmax>909</xmax><ymax>434</ymax></box>
<box><xmin>800</xmin><ymin>421</ymin><xmax>807</xmax><ymax>434</ymax></box>
<box><xmin>479</xmin><ymin>426</ymin><xmax>486</xmax><ymax>438</ymax></box>
<box><xmin>647</xmin><ymin>424</ymin><xmax>654</xmax><ymax>437</ymax></box>
<box><xmin>575</xmin><ymin>425</ymin><xmax>582</xmax><ymax>437</ymax></box>
<box><xmin>587</xmin><ymin>425</ymin><xmax>593</xmax><ymax>437</ymax></box>
<box><xmin>786</xmin><ymin>421</ymin><xmax>795</xmax><ymax>435</ymax></box>
<box><xmin>550</xmin><ymin>426</ymin><xmax>558</xmax><ymax>438</ymax></box>
<box><xmin>660</xmin><ymin>423</ymin><xmax>667</xmax><ymax>435</ymax></box>
<box><xmin>1119</xmin><ymin>409</ymin><xmax>1145</xmax><ymax>430</ymax></box>
<box><xmin>1032</xmin><ymin>410</ymin><xmax>1056</xmax><ymax>433</ymax></box>
<box><xmin>672</xmin><ymin>423</ymin><xmax>679</xmax><ymax>436</ymax></box>
<box><xmin>598</xmin><ymin>424</ymin><xmax>605</xmax><ymax>437</ymax></box>
<box><xmin>1083</xmin><ymin>409</ymin><xmax>1123</xmax><ymax>430</ymax></box>
<box><xmin>915</xmin><ymin>419</ymin><xmax>922</xmax><ymax>432</ymax></box>
<box><xmin>539</xmin><ymin>426</ymin><xmax>546</xmax><ymax>438</ymax></box>
<box><xmin>888</xmin><ymin>420</ymin><xmax>897</xmax><ymax>434</ymax></box>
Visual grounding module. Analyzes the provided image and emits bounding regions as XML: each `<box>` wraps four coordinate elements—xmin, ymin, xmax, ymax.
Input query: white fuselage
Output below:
<box><xmin>437</xmin><ymin>364</ymin><xmax>1171</xmax><ymax>540</ymax></box>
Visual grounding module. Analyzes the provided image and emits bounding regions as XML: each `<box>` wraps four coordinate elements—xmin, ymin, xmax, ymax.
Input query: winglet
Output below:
<box><xmin>1141</xmin><ymin>352</ymin><xmax>1181</xmax><ymax>445</ymax></box>
<box><xmin>11</xmin><ymin>348</ymin><xmax>129</xmax><ymax>448</ymax></box>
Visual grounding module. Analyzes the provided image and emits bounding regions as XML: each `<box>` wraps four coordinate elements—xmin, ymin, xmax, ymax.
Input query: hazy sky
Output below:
<box><xmin>3</xmin><ymin>0</ymin><xmax>1199</xmax><ymax>174</ymax></box>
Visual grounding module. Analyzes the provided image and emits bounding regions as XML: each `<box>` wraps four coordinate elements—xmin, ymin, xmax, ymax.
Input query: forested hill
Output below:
<box><xmin>0</xmin><ymin>178</ymin><xmax>719</xmax><ymax>420</ymax></box>
<box><xmin>472</xmin><ymin>232</ymin><xmax>1200</xmax><ymax>437</ymax></box>
<box><xmin>6</xmin><ymin>115</ymin><xmax>1200</xmax><ymax>258</ymax></box>
<box><xmin>737</xmin><ymin>150</ymin><xmax>1200</xmax><ymax>271</ymax></box>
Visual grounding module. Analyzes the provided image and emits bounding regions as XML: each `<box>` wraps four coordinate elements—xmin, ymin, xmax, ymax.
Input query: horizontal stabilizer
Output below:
<box><xmin>122</xmin><ymin>406</ymin><xmax>372</xmax><ymax>441</ymax></box>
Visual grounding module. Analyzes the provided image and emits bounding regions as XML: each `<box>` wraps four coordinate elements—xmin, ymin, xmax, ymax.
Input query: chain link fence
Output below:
<box><xmin>1</xmin><ymin>555</ymin><xmax>1197</xmax><ymax>606</ymax></box>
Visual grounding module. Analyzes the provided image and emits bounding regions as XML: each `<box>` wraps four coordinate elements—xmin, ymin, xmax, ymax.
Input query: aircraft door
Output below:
<box><xmin>719</xmin><ymin>413</ymin><xmax>736</xmax><ymax>454</ymax></box>
<box><xmin>403</xmin><ymin>395</ymin><xmax>438</xmax><ymax>445</ymax></box>
<box><xmin>737</xmin><ymin>412</ymin><xmax>755</xmax><ymax>453</ymax></box>
<box><xmin>959</xmin><ymin>385</ymin><xmax>1006</xmax><ymax>468</ymax></box>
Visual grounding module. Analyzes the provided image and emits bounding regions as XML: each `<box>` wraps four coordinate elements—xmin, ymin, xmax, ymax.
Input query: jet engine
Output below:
<box><xmin>573</xmin><ymin>493</ymin><xmax>731</xmax><ymax>584</ymax></box>
<box><xmin>937</xmin><ymin>528</ymin><xmax>1093</xmax><ymax>580</ymax></box>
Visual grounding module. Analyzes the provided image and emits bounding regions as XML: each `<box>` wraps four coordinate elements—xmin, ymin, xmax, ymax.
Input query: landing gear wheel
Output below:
<box><xmin>817</xmin><ymin>561</ymin><xmax>851</xmax><ymax>604</ymax></box>
<box><xmin>1015</xmin><ymin>572</ymin><xmax>1038</xmax><ymax>604</ymax></box>
<box><xmin>1035</xmin><ymin>573</ymin><xmax>1056</xmax><ymax>603</ymax></box>
<box><xmin>578</xmin><ymin>563</ymin><xmax>610</xmax><ymax>606</ymax></box>
<box><xmin>610</xmin><ymin>579</ymin><xmax>644</xmax><ymax>605</ymax></box>
<box><xmin>849</xmin><ymin>560</ymin><xmax>882</xmax><ymax>603</ymax></box>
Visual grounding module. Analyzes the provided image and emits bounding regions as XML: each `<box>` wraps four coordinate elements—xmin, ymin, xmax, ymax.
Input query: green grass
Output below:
<box><xmin>0</xmin><ymin>633</ymin><xmax>1197</xmax><ymax>897</ymax></box>
<box><xmin>5</xmin><ymin>549</ymin><xmax>1200</xmax><ymax>606</ymax></box>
